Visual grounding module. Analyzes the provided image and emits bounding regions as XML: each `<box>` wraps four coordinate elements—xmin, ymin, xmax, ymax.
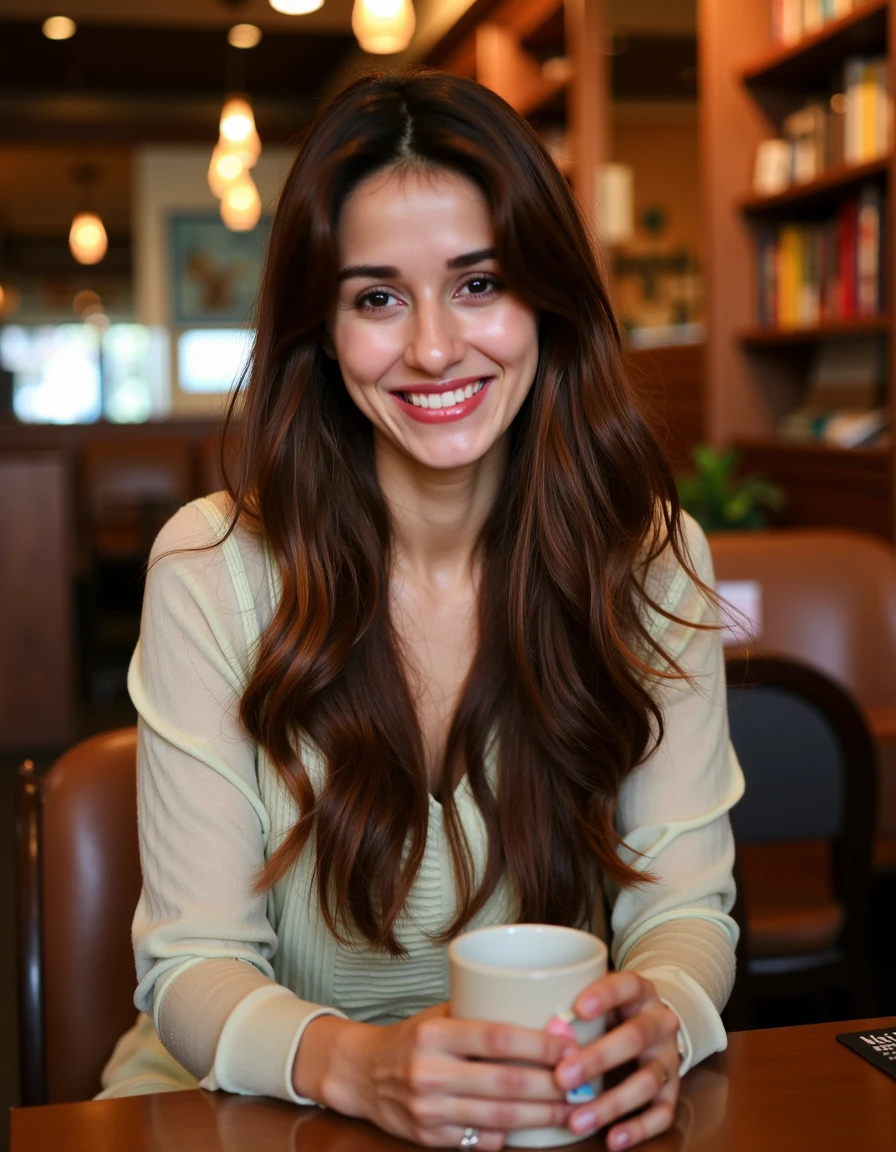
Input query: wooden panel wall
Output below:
<box><xmin>0</xmin><ymin>453</ymin><xmax>74</xmax><ymax>749</ymax></box>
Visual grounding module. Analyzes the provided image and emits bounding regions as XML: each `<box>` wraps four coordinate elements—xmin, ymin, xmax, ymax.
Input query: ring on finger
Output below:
<box><xmin>459</xmin><ymin>1127</ymin><xmax>480</xmax><ymax>1149</ymax></box>
<box><xmin>656</xmin><ymin>1061</ymin><xmax>670</xmax><ymax>1088</ymax></box>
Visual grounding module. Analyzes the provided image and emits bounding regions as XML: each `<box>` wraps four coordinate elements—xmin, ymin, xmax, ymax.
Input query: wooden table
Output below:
<box><xmin>9</xmin><ymin>1018</ymin><xmax>896</xmax><ymax>1151</ymax></box>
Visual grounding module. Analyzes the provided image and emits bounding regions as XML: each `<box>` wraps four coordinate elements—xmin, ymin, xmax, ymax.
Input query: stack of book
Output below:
<box><xmin>756</xmin><ymin>183</ymin><xmax>885</xmax><ymax>326</ymax></box>
<box><xmin>753</xmin><ymin>53</ymin><xmax>890</xmax><ymax>193</ymax></box>
<box><xmin>777</xmin><ymin>338</ymin><xmax>889</xmax><ymax>447</ymax></box>
<box><xmin>772</xmin><ymin>0</ymin><xmax>861</xmax><ymax>45</ymax></box>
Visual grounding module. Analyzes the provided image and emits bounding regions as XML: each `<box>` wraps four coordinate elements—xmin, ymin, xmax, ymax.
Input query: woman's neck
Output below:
<box><xmin>375</xmin><ymin>433</ymin><xmax>508</xmax><ymax>590</ymax></box>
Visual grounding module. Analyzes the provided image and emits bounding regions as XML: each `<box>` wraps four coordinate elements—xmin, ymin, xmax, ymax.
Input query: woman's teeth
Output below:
<box><xmin>403</xmin><ymin>379</ymin><xmax>487</xmax><ymax>408</ymax></box>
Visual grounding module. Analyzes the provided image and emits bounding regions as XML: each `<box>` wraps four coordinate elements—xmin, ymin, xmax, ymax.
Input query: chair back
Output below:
<box><xmin>725</xmin><ymin>655</ymin><xmax>876</xmax><ymax>1005</ymax></box>
<box><xmin>17</xmin><ymin>727</ymin><xmax>141</xmax><ymax>1105</ymax></box>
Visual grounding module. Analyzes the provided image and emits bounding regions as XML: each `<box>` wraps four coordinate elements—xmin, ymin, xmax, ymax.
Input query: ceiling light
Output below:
<box><xmin>42</xmin><ymin>15</ymin><xmax>76</xmax><ymax>40</ymax></box>
<box><xmin>352</xmin><ymin>0</ymin><xmax>415</xmax><ymax>55</ymax></box>
<box><xmin>69</xmin><ymin>212</ymin><xmax>108</xmax><ymax>265</ymax></box>
<box><xmin>221</xmin><ymin>175</ymin><xmax>262</xmax><ymax>232</ymax></box>
<box><xmin>228</xmin><ymin>23</ymin><xmax>263</xmax><ymax>49</ymax></box>
<box><xmin>268</xmin><ymin>0</ymin><xmax>324</xmax><ymax>13</ymax></box>
<box><xmin>219</xmin><ymin>94</ymin><xmax>261</xmax><ymax>164</ymax></box>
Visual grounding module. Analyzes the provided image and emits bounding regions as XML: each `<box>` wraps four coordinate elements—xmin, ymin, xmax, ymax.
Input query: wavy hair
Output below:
<box><xmin>220</xmin><ymin>69</ymin><xmax>697</xmax><ymax>955</ymax></box>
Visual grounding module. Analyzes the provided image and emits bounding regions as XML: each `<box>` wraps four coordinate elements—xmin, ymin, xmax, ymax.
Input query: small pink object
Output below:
<box><xmin>545</xmin><ymin>1013</ymin><xmax>578</xmax><ymax>1042</ymax></box>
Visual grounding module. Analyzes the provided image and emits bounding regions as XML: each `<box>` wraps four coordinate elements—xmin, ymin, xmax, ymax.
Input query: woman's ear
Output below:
<box><xmin>320</xmin><ymin>327</ymin><xmax>337</xmax><ymax>360</ymax></box>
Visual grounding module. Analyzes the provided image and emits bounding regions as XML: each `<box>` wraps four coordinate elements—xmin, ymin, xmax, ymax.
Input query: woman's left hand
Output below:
<box><xmin>553</xmin><ymin>971</ymin><xmax>680</xmax><ymax>1149</ymax></box>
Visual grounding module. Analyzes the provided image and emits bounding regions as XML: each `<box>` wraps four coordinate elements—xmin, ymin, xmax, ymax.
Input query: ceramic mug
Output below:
<box><xmin>448</xmin><ymin>924</ymin><xmax>608</xmax><ymax>1149</ymax></box>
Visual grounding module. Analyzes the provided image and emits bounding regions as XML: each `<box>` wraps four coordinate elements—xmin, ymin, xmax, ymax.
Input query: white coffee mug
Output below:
<box><xmin>449</xmin><ymin>924</ymin><xmax>608</xmax><ymax>1149</ymax></box>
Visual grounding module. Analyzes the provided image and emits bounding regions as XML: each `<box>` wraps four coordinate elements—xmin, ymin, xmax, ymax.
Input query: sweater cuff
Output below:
<box><xmin>626</xmin><ymin>963</ymin><xmax>728</xmax><ymax>1076</ymax></box>
<box><xmin>199</xmin><ymin>984</ymin><xmax>346</xmax><ymax>1104</ymax></box>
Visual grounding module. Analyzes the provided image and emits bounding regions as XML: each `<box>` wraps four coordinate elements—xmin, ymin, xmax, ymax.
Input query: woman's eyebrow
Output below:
<box><xmin>338</xmin><ymin>248</ymin><xmax>498</xmax><ymax>282</ymax></box>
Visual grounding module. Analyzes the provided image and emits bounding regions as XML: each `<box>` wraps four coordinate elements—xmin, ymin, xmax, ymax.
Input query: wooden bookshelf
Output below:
<box><xmin>741</xmin><ymin>0</ymin><xmax>888</xmax><ymax>90</ymax></box>
<box><xmin>739</xmin><ymin>155</ymin><xmax>890</xmax><ymax>217</ymax></box>
<box><xmin>740</xmin><ymin>315</ymin><xmax>892</xmax><ymax>346</ymax></box>
<box><xmin>701</xmin><ymin>0</ymin><xmax>895</xmax><ymax>541</ymax></box>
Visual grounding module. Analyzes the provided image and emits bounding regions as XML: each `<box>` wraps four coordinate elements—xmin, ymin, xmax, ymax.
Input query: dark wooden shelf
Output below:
<box><xmin>740</xmin><ymin>155</ymin><xmax>890</xmax><ymax>217</ymax></box>
<box><xmin>736</xmin><ymin>436</ymin><xmax>890</xmax><ymax>461</ymax></box>
<box><xmin>742</xmin><ymin>0</ymin><xmax>887</xmax><ymax>91</ymax></box>
<box><xmin>740</xmin><ymin>316</ymin><xmax>891</xmax><ymax>346</ymax></box>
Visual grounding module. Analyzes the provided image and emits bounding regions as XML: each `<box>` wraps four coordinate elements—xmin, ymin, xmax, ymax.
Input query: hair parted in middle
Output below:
<box><xmin>221</xmin><ymin>68</ymin><xmax>696</xmax><ymax>956</ymax></box>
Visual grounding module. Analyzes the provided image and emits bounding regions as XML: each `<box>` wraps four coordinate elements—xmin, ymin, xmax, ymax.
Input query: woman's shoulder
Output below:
<box><xmin>149</xmin><ymin>491</ymin><xmax>264</xmax><ymax>566</ymax></box>
<box><xmin>641</xmin><ymin>508</ymin><xmax>715</xmax><ymax>627</ymax></box>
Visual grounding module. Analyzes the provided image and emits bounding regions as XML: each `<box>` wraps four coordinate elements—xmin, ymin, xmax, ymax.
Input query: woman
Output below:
<box><xmin>107</xmin><ymin>70</ymin><xmax>743</xmax><ymax>1151</ymax></box>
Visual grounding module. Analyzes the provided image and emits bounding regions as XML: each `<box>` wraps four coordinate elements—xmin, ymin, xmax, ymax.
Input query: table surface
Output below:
<box><xmin>9</xmin><ymin>1017</ymin><xmax>896</xmax><ymax>1151</ymax></box>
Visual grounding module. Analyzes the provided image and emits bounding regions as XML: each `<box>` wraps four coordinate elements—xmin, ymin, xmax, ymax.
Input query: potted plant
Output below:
<box><xmin>676</xmin><ymin>445</ymin><xmax>785</xmax><ymax>532</ymax></box>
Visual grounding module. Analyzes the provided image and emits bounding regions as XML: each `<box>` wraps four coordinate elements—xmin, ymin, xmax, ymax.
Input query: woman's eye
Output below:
<box><xmin>356</xmin><ymin>289</ymin><xmax>398</xmax><ymax>311</ymax></box>
<box><xmin>458</xmin><ymin>275</ymin><xmax>500</xmax><ymax>298</ymax></box>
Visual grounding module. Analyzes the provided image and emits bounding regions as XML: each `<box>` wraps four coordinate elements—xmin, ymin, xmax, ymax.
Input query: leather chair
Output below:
<box><xmin>16</xmin><ymin>727</ymin><xmax>141</xmax><ymax>1105</ymax></box>
<box><xmin>725</xmin><ymin>655</ymin><xmax>876</xmax><ymax>1021</ymax></box>
<box><xmin>708</xmin><ymin>528</ymin><xmax>896</xmax><ymax>870</ymax></box>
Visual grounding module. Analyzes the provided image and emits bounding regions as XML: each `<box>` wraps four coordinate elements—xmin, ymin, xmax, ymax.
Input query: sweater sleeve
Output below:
<box><xmin>607</xmin><ymin>512</ymin><xmax>744</xmax><ymax>1074</ymax></box>
<box><xmin>129</xmin><ymin>501</ymin><xmax>344</xmax><ymax>1104</ymax></box>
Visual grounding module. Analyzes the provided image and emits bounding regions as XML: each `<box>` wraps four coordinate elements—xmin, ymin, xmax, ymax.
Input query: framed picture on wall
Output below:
<box><xmin>169</xmin><ymin>212</ymin><xmax>272</xmax><ymax>326</ymax></box>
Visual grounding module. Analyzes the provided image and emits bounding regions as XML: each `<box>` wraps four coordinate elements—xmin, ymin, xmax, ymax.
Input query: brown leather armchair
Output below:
<box><xmin>16</xmin><ymin>727</ymin><xmax>141</xmax><ymax>1105</ymax></box>
<box><xmin>708</xmin><ymin>528</ymin><xmax>896</xmax><ymax>869</ymax></box>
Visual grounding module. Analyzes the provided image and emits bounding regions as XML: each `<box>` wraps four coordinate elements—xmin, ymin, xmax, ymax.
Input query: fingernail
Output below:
<box><xmin>610</xmin><ymin>1131</ymin><xmax>631</xmax><ymax>1149</ymax></box>
<box><xmin>579</xmin><ymin>994</ymin><xmax>601</xmax><ymax>1017</ymax></box>
<box><xmin>571</xmin><ymin>1107</ymin><xmax>599</xmax><ymax>1134</ymax></box>
<box><xmin>560</xmin><ymin>1044</ymin><xmax>579</xmax><ymax>1060</ymax></box>
<box><xmin>558</xmin><ymin>1062</ymin><xmax>582</xmax><ymax>1089</ymax></box>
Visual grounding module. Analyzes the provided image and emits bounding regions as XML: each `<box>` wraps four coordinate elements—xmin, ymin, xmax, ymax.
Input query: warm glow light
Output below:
<box><xmin>219</xmin><ymin>95</ymin><xmax>261</xmax><ymax>164</ymax></box>
<box><xmin>268</xmin><ymin>0</ymin><xmax>324</xmax><ymax>13</ymax></box>
<box><xmin>42</xmin><ymin>15</ymin><xmax>76</xmax><ymax>40</ymax></box>
<box><xmin>221</xmin><ymin>175</ymin><xmax>262</xmax><ymax>231</ymax></box>
<box><xmin>69</xmin><ymin>212</ymin><xmax>108</xmax><ymax>265</ymax></box>
<box><xmin>228</xmin><ymin>23</ymin><xmax>263</xmax><ymax>49</ymax></box>
<box><xmin>352</xmin><ymin>0</ymin><xmax>415</xmax><ymax>54</ymax></box>
<box><xmin>73</xmin><ymin>289</ymin><xmax>102</xmax><ymax>316</ymax></box>
<box><xmin>207</xmin><ymin>141</ymin><xmax>250</xmax><ymax>199</ymax></box>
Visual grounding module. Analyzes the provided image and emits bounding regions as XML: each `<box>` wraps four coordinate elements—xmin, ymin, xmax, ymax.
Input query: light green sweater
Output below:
<box><xmin>102</xmin><ymin>495</ymin><xmax>743</xmax><ymax>1102</ymax></box>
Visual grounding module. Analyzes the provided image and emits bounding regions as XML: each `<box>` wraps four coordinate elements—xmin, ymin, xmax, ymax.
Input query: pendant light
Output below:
<box><xmin>69</xmin><ymin>212</ymin><xmax>108</xmax><ymax>264</ymax></box>
<box><xmin>269</xmin><ymin>0</ymin><xmax>323</xmax><ymax>12</ymax></box>
<box><xmin>207</xmin><ymin>141</ymin><xmax>249</xmax><ymax>199</ymax></box>
<box><xmin>351</xmin><ymin>0</ymin><xmax>415</xmax><ymax>54</ymax></box>
<box><xmin>68</xmin><ymin>165</ymin><xmax>108</xmax><ymax>265</ymax></box>
<box><xmin>219</xmin><ymin>94</ymin><xmax>261</xmax><ymax>165</ymax></box>
<box><xmin>221</xmin><ymin>174</ymin><xmax>262</xmax><ymax>231</ymax></box>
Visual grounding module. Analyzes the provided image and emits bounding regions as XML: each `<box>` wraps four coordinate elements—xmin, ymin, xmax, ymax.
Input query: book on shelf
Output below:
<box><xmin>756</xmin><ymin>183</ymin><xmax>886</xmax><ymax>326</ymax></box>
<box><xmin>771</xmin><ymin>0</ymin><xmax>859</xmax><ymax>46</ymax></box>
<box><xmin>777</xmin><ymin>338</ymin><xmax>889</xmax><ymax>447</ymax></box>
<box><xmin>751</xmin><ymin>53</ymin><xmax>890</xmax><ymax>196</ymax></box>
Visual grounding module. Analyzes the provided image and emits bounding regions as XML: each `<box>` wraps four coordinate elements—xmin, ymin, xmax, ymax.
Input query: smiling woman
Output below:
<box><xmin>101</xmin><ymin>69</ymin><xmax>743</xmax><ymax>1152</ymax></box>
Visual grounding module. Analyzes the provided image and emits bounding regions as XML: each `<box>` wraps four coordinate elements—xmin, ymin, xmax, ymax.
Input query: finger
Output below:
<box><xmin>567</xmin><ymin>1060</ymin><xmax>673</xmax><ymax>1138</ymax></box>
<box><xmin>556</xmin><ymin>1013</ymin><xmax>677</xmax><ymax>1088</ymax></box>
<box><xmin>426</xmin><ymin>1017</ymin><xmax>576</xmax><ymax>1067</ymax></box>
<box><xmin>573</xmin><ymin>971</ymin><xmax>652</xmax><ymax>1021</ymax></box>
<box><xmin>421</xmin><ymin>1096</ymin><xmax>572</xmax><ymax>1134</ymax></box>
<box><xmin>433</xmin><ymin>1059</ymin><xmax>567</xmax><ymax>1103</ymax></box>
<box><xmin>605</xmin><ymin>1101</ymin><xmax>677</xmax><ymax>1150</ymax></box>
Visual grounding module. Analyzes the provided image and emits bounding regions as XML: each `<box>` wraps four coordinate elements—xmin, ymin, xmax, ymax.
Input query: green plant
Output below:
<box><xmin>676</xmin><ymin>446</ymin><xmax>786</xmax><ymax>532</ymax></box>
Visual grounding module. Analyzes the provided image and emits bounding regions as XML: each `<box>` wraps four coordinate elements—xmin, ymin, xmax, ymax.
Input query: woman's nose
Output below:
<box><xmin>404</xmin><ymin>298</ymin><xmax>464</xmax><ymax>376</ymax></box>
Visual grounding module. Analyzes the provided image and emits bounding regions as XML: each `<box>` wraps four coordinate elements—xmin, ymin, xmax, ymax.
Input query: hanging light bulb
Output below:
<box><xmin>207</xmin><ymin>141</ymin><xmax>250</xmax><ymax>199</ymax></box>
<box><xmin>351</xmin><ymin>0</ymin><xmax>415</xmax><ymax>54</ymax></box>
<box><xmin>219</xmin><ymin>94</ymin><xmax>261</xmax><ymax>165</ymax></box>
<box><xmin>221</xmin><ymin>174</ymin><xmax>262</xmax><ymax>232</ymax></box>
<box><xmin>69</xmin><ymin>211</ymin><xmax>108</xmax><ymax>265</ymax></box>
<box><xmin>269</xmin><ymin>0</ymin><xmax>323</xmax><ymax>12</ymax></box>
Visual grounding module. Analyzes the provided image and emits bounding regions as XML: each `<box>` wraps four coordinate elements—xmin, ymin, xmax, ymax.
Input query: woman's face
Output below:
<box><xmin>331</xmin><ymin>165</ymin><xmax>539</xmax><ymax>472</ymax></box>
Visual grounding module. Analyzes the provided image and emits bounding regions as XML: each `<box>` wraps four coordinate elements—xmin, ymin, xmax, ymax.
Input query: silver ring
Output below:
<box><xmin>459</xmin><ymin>1127</ymin><xmax>480</xmax><ymax>1149</ymax></box>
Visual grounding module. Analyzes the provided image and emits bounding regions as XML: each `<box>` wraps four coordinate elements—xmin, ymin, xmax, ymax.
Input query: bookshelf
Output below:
<box><xmin>701</xmin><ymin>0</ymin><xmax>895</xmax><ymax>540</ymax></box>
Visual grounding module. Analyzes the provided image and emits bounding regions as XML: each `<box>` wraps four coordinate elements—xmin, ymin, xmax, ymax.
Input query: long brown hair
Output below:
<box><xmin>222</xmin><ymin>69</ymin><xmax>696</xmax><ymax>956</ymax></box>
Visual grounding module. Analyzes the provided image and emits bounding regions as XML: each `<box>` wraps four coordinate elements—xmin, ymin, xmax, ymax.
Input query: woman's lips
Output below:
<box><xmin>390</xmin><ymin>378</ymin><xmax>492</xmax><ymax>424</ymax></box>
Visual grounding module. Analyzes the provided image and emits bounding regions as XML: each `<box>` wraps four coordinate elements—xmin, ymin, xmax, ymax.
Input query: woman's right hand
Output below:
<box><xmin>296</xmin><ymin>1004</ymin><xmax>576</xmax><ymax>1149</ymax></box>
